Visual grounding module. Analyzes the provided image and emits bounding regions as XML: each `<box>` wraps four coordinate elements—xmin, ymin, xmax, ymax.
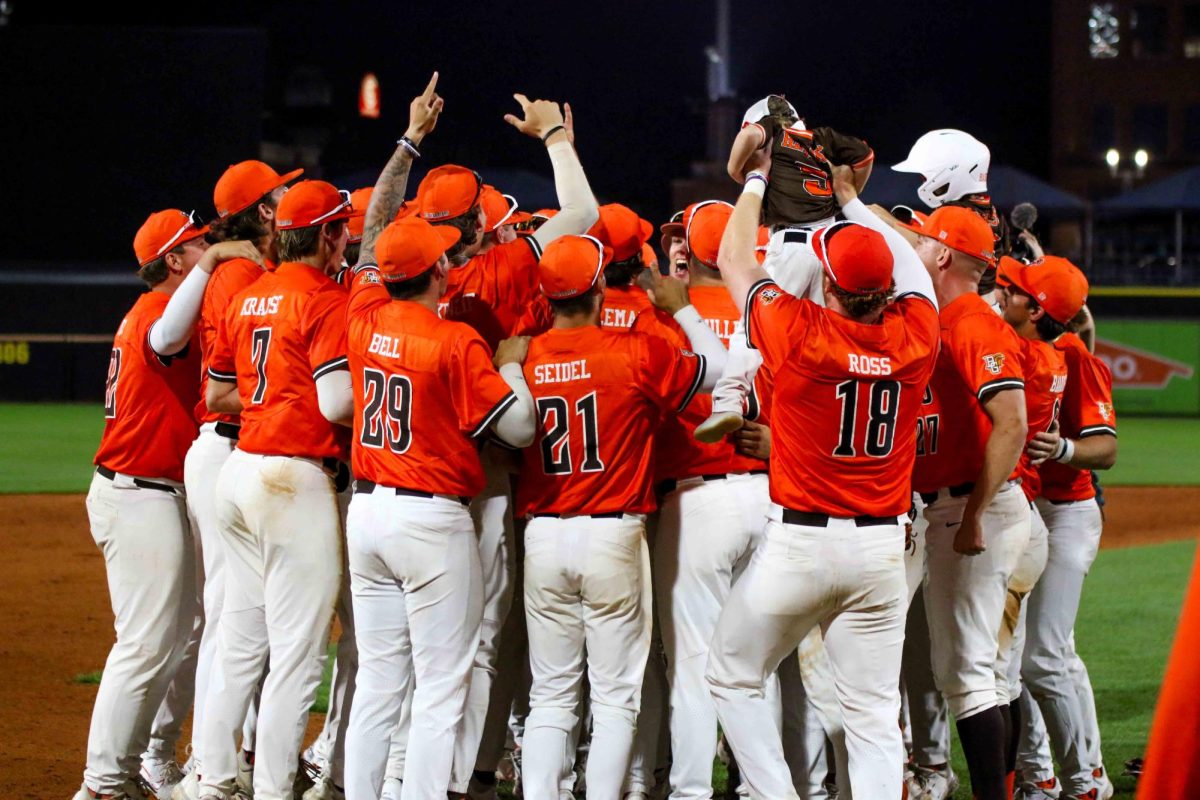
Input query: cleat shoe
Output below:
<box><xmin>467</xmin><ymin>775</ymin><xmax>499</xmax><ymax>800</ymax></box>
<box><xmin>694</xmin><ymin>412</ymin><xmax>744</xmax><ymax>444</ymax></box>
<box><xmin>235</xmin><ymin>751</ymin><xmax>254</xmax><ymax>797</ymax></box>
<box><xmin>300</xmin><ymin>774</ymin><xmax>343</xmax><ymax>800</ymax></box>
<box><xmin>170</xmin><ymin>772</ymin><xmax>200</xmax><ymax>800</ymax></box>
<box><xmin>380</xmin><ymin>778</ymin><xmax>403</xmax><ymax>800</ymax></box>
<box><xmin>908</xmin><ymin>765</ymin><xmax>959</xmax><ymax>800</ymax></box>
<box><xmin>1016</xmin><ymin>777</ymin><xmax>1062</xmax><ymax>800</ymax></box>
<box><xmin>1093</xmin><ymin>767</ymin><xmax>1114</xmax><ymax>800</ymax></box>
<box><xmin>141</xmin><ymin>757</ymin><xmax>186</xmax><ymax>800</ymax></box>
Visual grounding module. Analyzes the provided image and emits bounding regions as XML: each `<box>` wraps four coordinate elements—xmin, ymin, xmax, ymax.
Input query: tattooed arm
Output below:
<box><xmin>357</xmin><ymin>72</ymin><xmax>444</xmax><ymax>267</ymax></box>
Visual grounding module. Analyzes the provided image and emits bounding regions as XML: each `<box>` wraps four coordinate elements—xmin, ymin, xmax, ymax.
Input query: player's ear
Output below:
<box><xmin>163</xmin><ymin>250</ymin><xmax>184</xmax><ymax>275</ymax></box>
<box><xmin>1027</xmin><ymin>302</ymin><xmax>1046</xmax><ymax>322</ymax></box>
<box><xmin>258</xmin><ymin>201</ymin><xmax>276</xmax><ymax>225</ymax></box>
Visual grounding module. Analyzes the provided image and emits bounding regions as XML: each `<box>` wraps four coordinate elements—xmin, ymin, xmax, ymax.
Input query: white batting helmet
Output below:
<box><xmin>892</xmin><ymin>129</ymin><xmax>990</xmax><ymax>209</ymax></box>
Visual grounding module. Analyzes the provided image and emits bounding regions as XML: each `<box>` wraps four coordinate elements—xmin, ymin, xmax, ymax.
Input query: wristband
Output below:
<box><xmin>541</xmin><ymin>125</ymin><xmax>566</xmax><ymax>144</ymax></box>
<box><xmin>746</xmin><ymin>169</ymin><xmax>769</xmax><ymax>184</ymax></box>
<box><xmin>396</xmin><ymin>137</ymin><xmax>421</xmax><ymax>158</ymax></box>
<box><xmin>1053</xmin><ymin>437</ymin><xmax>1075</xmax><ymax>464</ymax></box>
<box><xmin>743</xmin><ymin>173</ymin><xmax>768</xmax><ymax>199</ymax></box>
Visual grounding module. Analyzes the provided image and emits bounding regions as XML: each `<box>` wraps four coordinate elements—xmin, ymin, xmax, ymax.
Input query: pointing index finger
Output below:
<box><xmin>422</xmin><ymin>71</ymin><xmax>439</xmax><ymax>100</ymax></box>
<box><xmin>513</xmin><ymin>93</ymin><xmax>531</xmax><ymax>110</ymax></box>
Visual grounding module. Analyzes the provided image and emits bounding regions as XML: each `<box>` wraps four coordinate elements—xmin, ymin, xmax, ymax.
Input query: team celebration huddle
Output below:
<box><xmin>77</xmin><ymin>71</ymin><xmax>1119</xmax><ymax>800</ymax></box>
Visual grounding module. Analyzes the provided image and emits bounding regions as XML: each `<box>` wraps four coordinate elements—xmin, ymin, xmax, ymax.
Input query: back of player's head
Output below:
<box><xmin>682</xmin><ymin>200</ymin><xmax>733</xmax><ymax>274</ymax></box>
<box><xmin>916</xmin><ymin>205</ymin><xmax>996</xmax><ymax>278</ymax></box>
<box><xmin>375</xmin><ymin>216</ymin><xmax>462</xmax><ymax>300</ymax></box>
<box><xmin>417</xmin><ymin>165</ymin><xmax>485</xmax><ymax>264</ymax></box>
<box><xmin>813</xmin><ymin>221</ymin><xmax>896</xmax><ymax>321</ymax></box>
<box><xmin>538</xmin><ymin>235</ymin><xmax>610</xmax><ymax>315</ymax></box>
<box><xmin>274</xmin><ymin>181</ymin><xmax>354</xmax><ymax>262</ymax></box>
<box><xmin>590</xmin><ymin>204</ymin><xmax>653</xmax><ymax>287</ymax></box>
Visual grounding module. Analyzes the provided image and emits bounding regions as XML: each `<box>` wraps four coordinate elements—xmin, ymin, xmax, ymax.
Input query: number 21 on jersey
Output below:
<box><xmin>537</xmin><ymin>392</ymin><xmax>604</xmax><ymax>475</ymax></box>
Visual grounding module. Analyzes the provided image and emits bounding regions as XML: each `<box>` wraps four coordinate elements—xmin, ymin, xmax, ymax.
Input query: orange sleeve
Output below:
<box><xmin>637</xmin><ymin>333</ymin><xmax>705</xmax><ymax>414</ymax></box>
<box><xmin>305</xmin><ymin>287</ymin><xmax>350</xmax><ymax>380</ymax></box>
<box><xmin>207</xmin><ymin>305</ymin><xmax>237</xmax><ymax>383</ymax></box>
<box><xmin>945</xmin><ymin>311</ymin><xmax>1025</xmax><ymax>401</ymax></box>
<box><xmin>1070</xmin><ymin>348</ymin><xmax>1117</xmax><ymax>437</ymax></box>
<box><xmin>511</xmin><ymin>295</ymin><xmax>553</xmax><ymax>338</ymax></box>
<box><xmin>745</xmin><ymin>279</ymin><xmax>810</xmax><ymax>375</ymax></box>
<box><xmin>347</xmin><ymin>266</ymin><xmax>392</xmax><ymax>318</ymax></box>
<box><xmin>447</xmin><ymin>327</ymin><xmax>517</xmax><ymax>438</ymax></box>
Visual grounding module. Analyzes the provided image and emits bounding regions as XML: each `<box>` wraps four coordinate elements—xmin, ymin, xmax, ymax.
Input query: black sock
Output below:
<box><xmin>472</xmin><ymin>769</ymin><xmax>497</xmax><ymax>787</ymax></box>
<box><xmin>1005</xmin><ymin>700</ymin><xmax>1022</xmax><ymax>775</ymax></box>
<box><xmin>998</xmin><ymin>701</ymin><xmax>1013</xmax><ymax>773</ymax></box>
<box><xmin>956</xmin><ymin>706</ymin><xmax>1008</xmax><ymax>800</ymax></box>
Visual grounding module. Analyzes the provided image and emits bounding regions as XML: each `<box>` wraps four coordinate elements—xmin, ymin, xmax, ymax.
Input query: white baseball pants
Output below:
<box><xmin>344</xmin><ymin>488</ymin><xmax>483</xmax><ymax>800</ymax></box>
<box><xmin>923</xmin><ymin>483</ymin><xmax>1031</xmax><ymax>720</ymax></box>
<box><xmin>1022</xmin><ymin>497</ymin><xmax>1106</xmax><ymax>795</ymax></box>
<box><xmin>902</xmin><ymin>585</ymin><xmax>952</xmax><ymax>768</ymax></box>
<box><xmin>1015</xmin><ymin>687</ymin><xmax>1057</xmax><ymax>786</ymax></box>
<box><xmin>654</xmin><ymin>472</ymin><xmax>769</xmax><ymax>799</ymax></box>
<box><xmin>521</xmin><ymin>513</ymin><xmax>652</xmax><ymax>800</ymax></box>
<box><xmin>778</xmin><ymin>648</ymin><xmax>832</xmax><ymax>799</ymax></box>
<box><xmin>710</xmin><ymin>226</ymin><xmax>829</xmax><ymax>417</ymax></box>
<box><xmin>997</xmin><ymin>502</ymin><xmax>1048</xmax><ymax>706</ymax></box>
<box><xmin>199</xmin><ymin>450</ymin><xmax>342</xmax><ymax>800</ymax></box>
<box><xmin>451</xmin><ymin>446</ymin><xmax>518</xmax><ymax>792</ymax></box>
<box><xmin>82</xmin><ymin>470</ymin><xmax>194</xmax><ymax>794</ymax></box>
<box><xmin>705</xmin><ymin>509</ymin><xmax>908</xmax><ymax>800</ymax></box>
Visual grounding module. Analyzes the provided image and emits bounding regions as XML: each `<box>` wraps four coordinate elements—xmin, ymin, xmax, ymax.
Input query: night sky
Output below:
<box><xmin>1</xmin><ymin>0</ymin><xmax>1052</xmax><ymax>264</ymax></box>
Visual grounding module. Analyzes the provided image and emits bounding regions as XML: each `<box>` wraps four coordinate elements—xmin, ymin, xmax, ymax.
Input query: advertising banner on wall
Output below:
<box><xmin>1095</xmin><ymin>321</ymin><xmax>1199</xmax><ymax>415</ymax></box>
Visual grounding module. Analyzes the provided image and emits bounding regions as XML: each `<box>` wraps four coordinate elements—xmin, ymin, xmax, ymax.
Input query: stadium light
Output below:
<box><xmin>1134</xmin><ymin>148</ymin><xmax>1149</xmax><ymax>169</ymax></box>
<box><xmin>1105</xmin><ymin>148</ymin><xmax>1120</xmax><ymax>168</ymax></box>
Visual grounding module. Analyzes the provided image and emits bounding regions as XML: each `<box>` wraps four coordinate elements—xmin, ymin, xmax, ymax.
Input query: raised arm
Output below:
<box><xmin>646</xmin><ymin>270</ymin><xmax>727</xmax><ymax>390</ymax></box>
<box><xmin>832</xmin><ymin>165</ymin><xmax>936</xmax><ymax>308</ymax></box>
<box><xmin>357</xmin><ymin>72</ymin><xmax>444</xmax><ymax>267</ymax></box>
<box><xmin>717</xmin><ymin>149</ymin><xmax>773</xmax><ymax>313</ymax></box>
<box><xmin>503</xmin><ymin>95</ymin><xmax>599</xmax><ymax>250</ymax></box>
<box><xmin>727</xmin><ymin>124</ymin><xmax>765</xmax><ymax>184</ymax></box>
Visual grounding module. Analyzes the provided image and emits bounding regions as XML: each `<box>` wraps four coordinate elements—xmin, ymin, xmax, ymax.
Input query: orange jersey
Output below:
<box><xmin>1014</xmin><ymin>337</ymin><xmax>1069</xmax><ymax>500</ymax></box>
<box><xmin>912</xmin><ymin>293</ymin><xmax>1026</xmax><ymax>494</ymax></box>
<box><xmin>208</xmin><ymin>261</ymin><xmax>350</xmax><ymax>462</ymax></box>
<box><xmin>1039</xmin><ymin>333</ymin><xmax>1116</xmax><ymax>502</ymax></box>
<box><xmin>516</xmin><ymin>325</ymin><xmax>705</xmax><ymax>516</ymax></box>
<box><xmin>346</xmin><ymin>269</ymin><xmax>518</xmax><ymax>497</ymax></box>
<box><xmin>195</xmin><ymin>257</ymin><xmax>268</xmax><ymax>426</ymax></box>
<box><xmin>636</xmin><ymin>285</ymin><xmax>768</xmax><ymax>481</ymax></box>
<box><xmin>438</xmin><ymin>237</ymin><xmax>543</xmax><ymax>345</ymax></box>
<box><xmin>600</xmin><ymin>284</ymin><xmax>653</xmax><ymax>331</ymax></box>
<box><xmin>94</xmin><ymin>291</ymin><xmax>200</xmax><ymax>482</ymax></box>
<box><xmin>746</xmin><ymin>280</ymin><xmax>938</xmax><ymax>517</ymax></box>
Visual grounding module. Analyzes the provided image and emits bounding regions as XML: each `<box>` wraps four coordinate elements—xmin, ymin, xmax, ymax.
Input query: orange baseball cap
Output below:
<box><xmin>641</xmin><ymin>243</ymin><xmax>659</xmax><ymax>271</ymax></box>
<box><xmin>684</xmin><ymin>200</ymin><xmax>734</xmax><ymax>269</ymax></box>
<box><xmin>417</xmin><ymin>165</ymin><xmax>483</xmax><ymax>221</ymax></box>
<box><xmin>996</xmin><ymin>255</ymin><xmax>1020</xmax><ymax>289</ymax></box>
<box><xmin>812</xmin><ymin>221</ymin><xmax>894</xmax><ymax>295</ymax></box>
<box><xmin>916</xmin><ymin>205</ymin><xmax>996</xmax><ymax>265</ymax></box>
<box><xmin>275</xmin><ymin>181</ymin><xmax>355</xmax><ymax>231</ymax></box>
<box><xmin>376</xmin><ymin>216</ymin><xmax>462</xmax><ymax>283</ymax></box>
<box><xmin>538</xmin><ymin>235</ymin><xmax>611</xmax><ymax>300</ymax></box>
<box><xmin>480</xmin><ymin>185</ymin><xmax>531</xmax><ymax>231</ymax></box>
<box><xmin>347</xmin><ymin>187</ymin><xmax>373</xmax><ymax>242</ymax></box>
<box><xmin>589</xmin><ymin>203</ymin><xmax>654</xmax><ymax>262</ymax></box>
<box><xmin>133</xmin><ymin>209</ymin><xmax>210</xmax><ymax>267</ymax></box>
<box><xmin>1006</xmin><ymin>255</ymin><xmax>1089</xmax><ymax>324</ymax></box>
<box><xmin>213</xmin><ymin>160</ymin><xmax>303</xmax><ymax>219</ymax></box>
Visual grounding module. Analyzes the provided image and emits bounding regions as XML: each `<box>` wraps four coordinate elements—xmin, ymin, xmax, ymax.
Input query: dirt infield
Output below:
<box><xmin>1</xmin><ymin>488</ymin><xmax>1196</xmax><ymax>795</ymax></box>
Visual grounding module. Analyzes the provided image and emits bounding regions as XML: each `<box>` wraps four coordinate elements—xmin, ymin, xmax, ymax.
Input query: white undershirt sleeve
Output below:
<box><xmin>531</xmin><ymin>140</ymin><xmax>600</xmax><ymax>251</ymax></box>
<box><xmin>492</xmin><ymin>363</ymin><xmax>537</xmax><ymax>447</ymax></box>
<box><xmin>673</xmin><ymin>305</ymin><xmax>727</xmax><ymax>392</ymax></box>
<box><xmin>316</xmin><ymin>369</ymin><xmax>354</xmax><ymax>426</ymax></box>
<box><xmin>148</xmin><ymin>267</ymin><xmax>211</xmax><ymax>356</ymax></box>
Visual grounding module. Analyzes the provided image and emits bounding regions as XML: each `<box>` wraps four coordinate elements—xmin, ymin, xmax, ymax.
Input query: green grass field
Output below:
<box><xmin>2</xmin><ymin>403</ymin><xmax>1197</xmax><ymax>493</ymax></box>
<box><xmin>9</xmin><ymin>403</ymin><xmax>1195</xmax><ymax>796</ymax></box>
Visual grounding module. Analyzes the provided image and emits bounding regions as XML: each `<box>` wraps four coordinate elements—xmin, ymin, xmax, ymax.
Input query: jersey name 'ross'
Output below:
<box><xmin>847</xmin><ymin>353</ymin><xmax>892</xmax><ymax>376</ymax></box>
<box><xmin>239</xmin><ymin>295</ymin><xmax>283</xmax><ymax>317</ymax></box>
<box><xmin>533</xmin><ymin>359</ymin><xmax>593</xmax><ymax>385</ymax></box>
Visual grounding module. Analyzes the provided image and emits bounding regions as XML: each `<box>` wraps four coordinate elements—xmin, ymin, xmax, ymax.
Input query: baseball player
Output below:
<box><xmin>199</xmin><ymin>178</ymin><xmax>357</xmax><ymax>800</ymax></box>
<box><xmin>74</xmin><ymin>211</ymin><xmax>259</xmax><ymax>800</ymax></box>
<box><xmin>694</xmin><ymin>94</ymin><xmax>874</xmax><ymax>444</ymax></box>
<box><xmin>904</xmin><ymin>195</ymin><xmax>1032</xmax><ymax>800</ymax></box>
<box><xmin>515</xmin><ymin>233</ymin><xmax>726</xmax><ymax>800</ymax></box>
<box><xmin>172</xmin><ymin>159</ymin><xmax>301</xmax><ymax>800</ymax></box>
<box><xmin>403</xmin><ymin>93</ymin><xmax>600</xmax><ymax>798</ymax></box>
<box><xmin>635</xmin><ymin>199</ymin><xmax>776</xmax><ymax>800</ymax></box>
<box><xmin>1008</xmin><ymin>261</ymin><xmax>1117</xmax><ymax>800</ymax></box>
<box><xmin>343</xmin><ymin>205</ymin><xmax>539</xmax><ymax>799</ymax></box>
<box><xmin>702</xmin><ymin>159</ymin><xmax>938</xmax><ymax>800</ymax></box>
<box><xmin>659</xmin><ymin>210</ymin><xmax>691</xmax><ymax>284</ymax></box>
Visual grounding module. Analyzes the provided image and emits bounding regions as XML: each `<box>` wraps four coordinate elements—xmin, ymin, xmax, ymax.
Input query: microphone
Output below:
<box><xmin>1010</xmin><ymin>202</ymin><xmax>1038</xmax><ymax>232</ymax></box>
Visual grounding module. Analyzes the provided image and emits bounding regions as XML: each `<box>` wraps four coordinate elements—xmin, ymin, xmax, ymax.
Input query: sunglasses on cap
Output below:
<box><xmin>514</xmin><ymin>216</ymin><xmax>547</xmax><ymax>233</ymax></box>
<box><xmin>312</xmin><ymin>189</ymin><xmax>353</xmax><ymax>224</ymax></box>
<box><xmin>157</xmin><ymin>210</ymin><xmax>207</xmax><ymax>258</ymax></box>
<box><xmin>890</xmin><ymin>205</ymin><xmax>917</xmax><ymax>225</ymax></box>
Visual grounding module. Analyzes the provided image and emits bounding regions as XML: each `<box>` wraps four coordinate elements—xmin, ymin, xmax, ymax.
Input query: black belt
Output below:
<box><xmin>214</xmin><ymin>421</ymin><xmax>240</xmax><ymax>441</ymax></box>
<box><xmin>531</xmin><ymin>511</ymin><xmax>625</xmax><ymax>519</ymax></box>
<box><xmin>321</xmin><ymin>457</ymin><xmax>352</xmax><ymax>493</ymax></box>
<box><xmin>354</xmin><ymin>479</ymin><xmax>468</xmax><ymax>507</ymax></box>
<box><xmin>781</xmin><ymin>508</ymin><xmax>898</xmax><ymax>528</ymax></box>
<box><xmin>657</xmin><ymin>469</ymin><xmax>768</xmax><ymax>496</ymax></box>
<box><xmin>918</xmin><ymin>482</ymin><xmax>975</xmax><ymax>506</ymax></box>
<box><xmin>95</xmin><ymin>465</ymin><xmax>177</xmax><ymax>494</ymax></box>
<box><xmin>782</xmin><ymin>230</ymin><xmax>809</xmax><ymax>244</ymax></box>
